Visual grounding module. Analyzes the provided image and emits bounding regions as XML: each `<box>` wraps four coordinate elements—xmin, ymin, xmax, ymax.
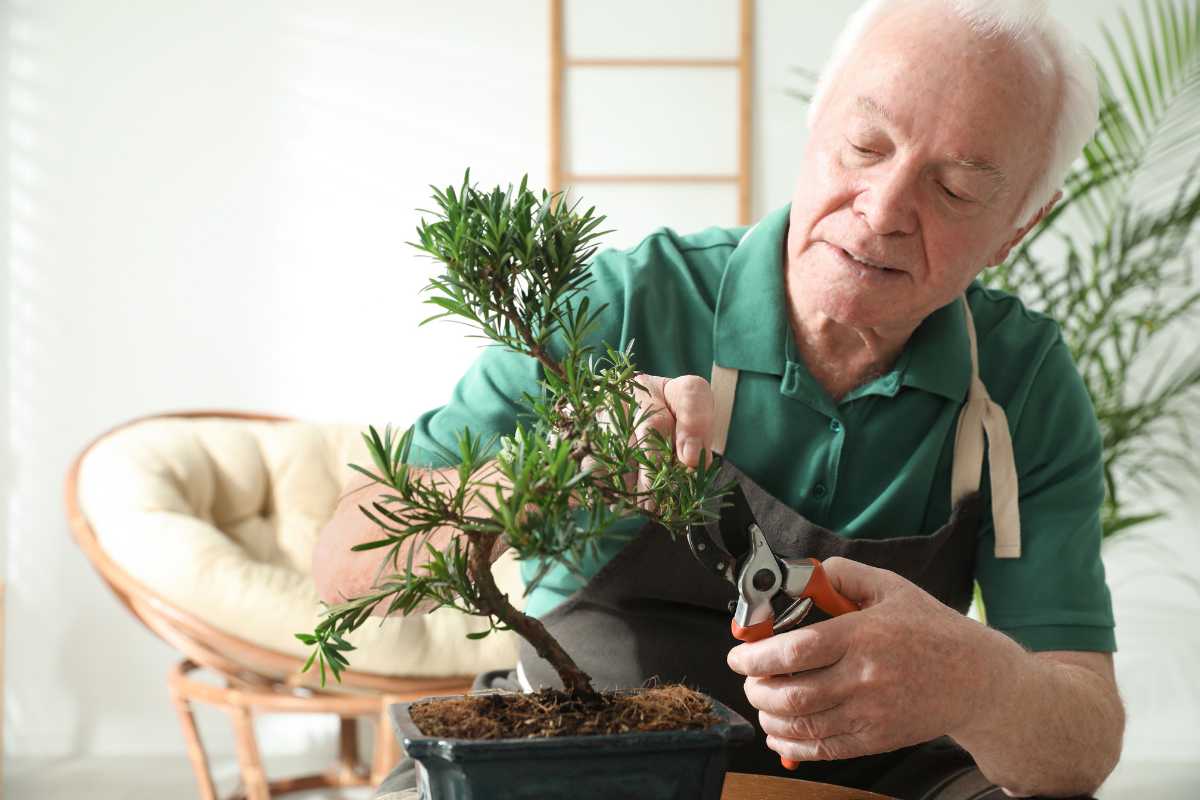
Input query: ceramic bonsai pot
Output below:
<box><xmin>389</xmin><ymin>689</ymin><xmax>755</xmax><ymax>800</ymax></box>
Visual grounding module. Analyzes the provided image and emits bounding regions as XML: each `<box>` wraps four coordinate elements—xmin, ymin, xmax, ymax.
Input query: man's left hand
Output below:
<box><xmin>726</xmin><ymin>556</ymin><xmax>1004</xmax><ymax>762</ymax></box>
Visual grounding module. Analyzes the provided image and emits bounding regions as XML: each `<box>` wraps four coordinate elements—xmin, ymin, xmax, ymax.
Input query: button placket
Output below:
<box><xmin>817</xmin><ymin>415</ymin><xmax>843</xmax><ymax>507</ymax></box>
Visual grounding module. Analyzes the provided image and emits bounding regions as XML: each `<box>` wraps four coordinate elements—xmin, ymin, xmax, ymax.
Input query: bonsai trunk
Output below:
<box><xmin>467</xmin><ymin>532</ymin><xmax>599</xmax><ymax>701</ymax></box>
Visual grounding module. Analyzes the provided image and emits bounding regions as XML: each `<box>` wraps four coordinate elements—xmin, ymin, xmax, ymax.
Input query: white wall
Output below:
<box><xmin>3</xmin><ymin>0</ymin><xmax>557</xmax><ymax>761</ymax></box>
<box><xmin>4</xmin><ymin>0</ymin><xmax>1195</xmax><ymax>780</ymax></box>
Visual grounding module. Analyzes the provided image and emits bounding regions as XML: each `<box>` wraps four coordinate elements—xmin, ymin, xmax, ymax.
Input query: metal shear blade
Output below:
<box><xmin>686</xmin><ymin>480</ymin><xmax>819</xmax><ymax>634</ymax></box>
<box><xmin>685</xmin><ymin>481</ymin><xmax>758</xmax><ymax>583</ymax></box>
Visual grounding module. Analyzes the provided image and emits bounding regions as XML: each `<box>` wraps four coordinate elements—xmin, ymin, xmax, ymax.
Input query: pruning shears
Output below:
<box><xmin>687</xmin><ymin>478</ymin><xmax>859</xmax><ymax>770</ymax></box>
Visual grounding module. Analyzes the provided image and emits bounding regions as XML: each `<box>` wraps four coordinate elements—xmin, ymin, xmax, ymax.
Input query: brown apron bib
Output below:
<box><xmin>515</xmin><ymin>458</ymin><xmax>983</xmax><ymax>790</ymax></box>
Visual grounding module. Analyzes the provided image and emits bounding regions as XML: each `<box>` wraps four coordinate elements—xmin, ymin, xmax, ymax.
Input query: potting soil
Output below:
<box><xmin>409</xmin><ymin>683</ymin><xmax>721</xmax><ymax>740</ymax></box>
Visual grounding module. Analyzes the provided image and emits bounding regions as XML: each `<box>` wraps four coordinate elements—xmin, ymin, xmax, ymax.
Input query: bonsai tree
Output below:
<box><xmin>297</xmin><ymin>171</ymin><xmax>731</xmax><ymax>702</ymax></box>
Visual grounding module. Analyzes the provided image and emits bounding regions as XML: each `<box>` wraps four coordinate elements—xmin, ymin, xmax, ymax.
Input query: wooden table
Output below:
<box><xmin>386</xmin><ymin>772</ymin><xmax>896</xmax><ymax>799</ymax></box>
<box><xmin>722</xmin><ymin>772</ymin><xmax>895</xmax><ymax>799</ymax></box>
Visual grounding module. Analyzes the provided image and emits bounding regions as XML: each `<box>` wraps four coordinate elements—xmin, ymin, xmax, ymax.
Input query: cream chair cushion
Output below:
<box><xmin>76</xmin><ymin>415</ymin><xmax>524</xmax><ymax>678</ymax></box>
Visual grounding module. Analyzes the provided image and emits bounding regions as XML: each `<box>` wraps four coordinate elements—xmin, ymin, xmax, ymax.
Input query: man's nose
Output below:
<box><xmin>853</xmin><ymin>167</ymin><xmax>919</xmax><ymax>236</ymax></box>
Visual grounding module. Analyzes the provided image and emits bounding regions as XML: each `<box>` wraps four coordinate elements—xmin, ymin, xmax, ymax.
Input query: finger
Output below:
<box><xmin>594</xmin><ymin>401</ymin><xmax>642</xmax><ymax>497</ymax></box>
<box><xmin>819</xmin><ymin>556</ymin><xmax>893</xmax><ymax>609</ymax></box>
<box><xmin>633</xmin><ymin>431</ymin><xmax>672</xmax><ymax>513</ymax></box>
<box><xmin>742</xmin><ymin>669</ymin><xmax>844</xmax><ymax>718</ymax></box>
<box><xmin>727</xmin><ymin>618</ymin><xmax>851</xmax><ymax>676</ymax></box>
<box><xmin>631</xmin><ymin>373</ymin><xmax>668</xmax><ymax>409</ymax></box>
<box><xmin>631</xmin><ymin>375</ymin><xmax>673</xmax><ymax>511</ymax></box>
<box><xmin>758</xmin><ymin>704</ymin><xmax>849</xmax><ymax>742</ymax></box>
<box><xmin>581</xmin><ymin>406</ymin><xmax>615</xmax><ymax>479</ymax></box>
<box><xmin>766</xmin><ymin>732</ymin><xmax>867</xmax><ymax>762</ymax></box>
<box><xmin>630</xmin><ymin>373</ymin><xmax>673</xmax><ymax>455</ymax></box>
<box><xmin>661</xmin><ymin>375</ymin><xmax>714</xmax><ymax>468</ymax></box>
<box><xmin>633</xmin><ymin>396</ymin><xmax>675</xmax><ymax>453</ymax></box>
<box><xmin>634</xmin><ymin>399</ymin><xmax>674</xmax><ymax>469</ymax></box>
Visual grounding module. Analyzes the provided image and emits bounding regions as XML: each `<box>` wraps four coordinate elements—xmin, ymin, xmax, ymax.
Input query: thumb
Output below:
<box><xmin>819</xmin><ymin>556</ymin><xmax>893</xmax><ymax>610</ymax></box>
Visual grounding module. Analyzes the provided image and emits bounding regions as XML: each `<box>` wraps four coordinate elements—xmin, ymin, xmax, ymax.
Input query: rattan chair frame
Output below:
<box><xmin>65</xmin><ymin>410</ymin><xmax>475</xmax><ymax>800</ymax></box>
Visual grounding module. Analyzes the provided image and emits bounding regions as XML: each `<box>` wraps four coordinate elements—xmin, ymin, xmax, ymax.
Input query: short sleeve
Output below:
<box><xmin>405</xmin><ymin>343</ymin><xmax>544</xmax><ymax>468</ymax></box>
<box><xmin>974</xmin><ymin>336</ymin><xmax>1117</xmax><ymax>652</ymax></box>
<box><xmin>403</xmin><ymin>249</ymin><xmax>635</xmax><ymax>468</ymax></box>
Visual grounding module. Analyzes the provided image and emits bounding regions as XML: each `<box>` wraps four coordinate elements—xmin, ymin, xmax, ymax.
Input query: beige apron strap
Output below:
<box><xmin>707</xmin><ymin>223</ymin><xmax>761</xmax><ymax>456</ymax></box>
<box><xmin>951</xmin><ymin>296</ymin><xmax>1022</xmax><ymax>558</ymax></box>
<box><xmin>709</xmin><ymin>362</ymin><xmax>739</xmax><ymax>456</ymax></box>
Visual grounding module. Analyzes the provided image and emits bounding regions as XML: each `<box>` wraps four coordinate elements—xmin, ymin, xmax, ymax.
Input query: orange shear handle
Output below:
<box><xmin>802</xmin><ymin>558</ymin><xmax>858</xmax><ymax>617</ymax></box>
<box><xmin>729</xmin><ymin>616</ymin><xmax>774</xmax><ymax>642</ymax></box>
<box><xmin>729</xmin><ymin>559</ymin><xmax>859</xmax><ymax>772</ymax></box>
<box><xmin>729</xmin><ymin>618</ymin><xmax>804</xmax><ymax>770</ymax></box>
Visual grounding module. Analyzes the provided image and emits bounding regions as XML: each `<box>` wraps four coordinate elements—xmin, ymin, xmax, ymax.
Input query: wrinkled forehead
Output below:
<box><xmin>827</xmin><ymin>4</ymin><xmax>1057</xmax><ymax>176</ymax></box>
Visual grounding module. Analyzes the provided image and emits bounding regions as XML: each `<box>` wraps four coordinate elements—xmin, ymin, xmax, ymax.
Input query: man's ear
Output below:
<box><xmin>986</xmin><ymin>190</ymin><xmax>1063</xmax><ymax>267</ymax></box>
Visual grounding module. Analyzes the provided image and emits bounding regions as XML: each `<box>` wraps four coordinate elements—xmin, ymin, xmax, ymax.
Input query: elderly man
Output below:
<box><xmin>317</xmin><ymin>0</ymin><xmax>1125</xmax><ymax>797</ymax></box>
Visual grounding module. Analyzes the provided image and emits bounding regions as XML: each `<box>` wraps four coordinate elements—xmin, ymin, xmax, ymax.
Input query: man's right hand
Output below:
<box><xmin>629</xmin><ymin>373</ymin><xmax>716</xmax><ymax>511</ymax></box>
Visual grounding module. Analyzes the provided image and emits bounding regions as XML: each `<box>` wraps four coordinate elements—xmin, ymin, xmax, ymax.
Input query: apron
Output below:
<box><xmin>376</xmin><ymin>298</ymin><xmax>1082</xmax><ymax>799</ymax></box>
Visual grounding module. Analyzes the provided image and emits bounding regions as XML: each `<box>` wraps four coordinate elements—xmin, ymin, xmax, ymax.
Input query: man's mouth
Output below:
<box><xmin>836</xmin><ymin>245</ymin><xmax>902</xmax><ymax>274</ymax></box>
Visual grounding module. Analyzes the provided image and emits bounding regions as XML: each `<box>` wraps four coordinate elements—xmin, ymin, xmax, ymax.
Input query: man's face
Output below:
<box><xmin>788</xmin><ymin>5</ymin><xmax>1055</xmax><ymax>332</ymax></box>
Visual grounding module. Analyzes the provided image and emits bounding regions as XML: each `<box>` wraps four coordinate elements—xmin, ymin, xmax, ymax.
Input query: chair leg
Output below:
<box><xmin>371</xmin><ymin>699</ymin><xmax>402</xmax><ymax>786</ymax></box>
<box><xmin>168</xmin><ymin>685</ymin><xmax>218</xmax><ymax>800</ymax></box>
<box><xmin>229</xmin><ymin>705</ymin><xmax>271</xmax><ymax>800</ymax></box>
<box><xmin>333</xmin><ymin>716</ymin><xmax>363</xmax><ymax>783</ymax></box>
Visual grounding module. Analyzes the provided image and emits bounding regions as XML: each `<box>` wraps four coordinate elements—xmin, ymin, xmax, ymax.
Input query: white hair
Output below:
<box><xmin>807</xmin><ymin>0</ymin><xmax>1099</xmax><ymax>226</ymax></box>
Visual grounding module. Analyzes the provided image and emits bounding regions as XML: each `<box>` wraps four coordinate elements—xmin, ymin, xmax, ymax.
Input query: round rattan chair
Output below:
<box><xmin>65</xmin><ymin>410</ymin><xmax>523</xmax><ymax>800</ymax></box>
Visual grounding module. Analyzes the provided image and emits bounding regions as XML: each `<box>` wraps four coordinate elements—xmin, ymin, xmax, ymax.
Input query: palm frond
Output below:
<box><xmin>1057</xmin><ymin>0</ymin><xmax>1200</xmax><ymax>240</ymax></box>
<box><xmin>985</xmin><ymin>2</ymin><xmax>1200</xmax><ymax>541</ymax></box>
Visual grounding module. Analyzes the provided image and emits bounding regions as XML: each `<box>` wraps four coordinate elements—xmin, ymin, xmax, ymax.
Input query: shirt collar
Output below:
<box><xmin>712</xmin><ymin>202</ymin><xmax>971</xmax><ymax>401</ymax></box>
<box><xmin>899</xmin><ymin>294</ymin><xmax>972</xmax><ymax>402</ymax></box>
<box><xmin>712</xmin><ymin>203</ymin><xmax>792</xmax><ymax>376</ymax></box>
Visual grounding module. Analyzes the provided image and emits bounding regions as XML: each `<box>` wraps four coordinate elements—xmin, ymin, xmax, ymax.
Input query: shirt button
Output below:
<box><xmin>812</xmin><ymin>483</ymin><xmax>827</xmax><ymax>498</ymax></box>
<box><xmin>829</xmin><ymin>419</ymin><xmax>841</xmax><ymax>433</ymax></box>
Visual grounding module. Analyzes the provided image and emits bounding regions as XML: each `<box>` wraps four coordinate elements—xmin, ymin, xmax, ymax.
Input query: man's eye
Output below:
<box><xmin>939</xmin><ymin>183</ymin><xmax>971</xmax><ymax>202</ymax></box>
<box><xmin>850</xmin><ymin>143</ymin><xmax>876</xmax><ymax>156</ymax></box>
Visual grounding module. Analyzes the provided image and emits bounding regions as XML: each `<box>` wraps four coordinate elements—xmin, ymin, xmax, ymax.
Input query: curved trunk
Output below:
<box><xmin>467</xmin><ymin>533</ymin><xmax>598</xmax><ymax>701</ymax></box>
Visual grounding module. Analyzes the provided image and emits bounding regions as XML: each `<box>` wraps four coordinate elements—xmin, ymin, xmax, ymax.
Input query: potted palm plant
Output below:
<box><xmin>297</xmin><ymin>172</ymin><xmax>752</xmax><ymax>799</ymax></box>
<box><xmin>988</xmin><ymin>0</ymin><xmax>1200</xmax><ymax>543</ymax></box>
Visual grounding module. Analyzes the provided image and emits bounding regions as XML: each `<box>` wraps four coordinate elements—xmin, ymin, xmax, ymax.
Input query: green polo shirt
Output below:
<box><xmin>404</xmin><ymin>203</ymin><xmax>1116</xmax><ymax>653</ymax></box>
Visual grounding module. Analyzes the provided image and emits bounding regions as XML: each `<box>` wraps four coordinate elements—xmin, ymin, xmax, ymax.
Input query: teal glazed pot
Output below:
<box><xmin>389</xmin><ymin>689</ymin><xmax>755</xmax><ymax>800</ymax></box>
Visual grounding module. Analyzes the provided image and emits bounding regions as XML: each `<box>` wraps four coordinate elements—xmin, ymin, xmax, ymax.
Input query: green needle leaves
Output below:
<box><xmin>297</xmin><ymin>172</ymin><xmax>731</xmax><ymax>688</ymax></box>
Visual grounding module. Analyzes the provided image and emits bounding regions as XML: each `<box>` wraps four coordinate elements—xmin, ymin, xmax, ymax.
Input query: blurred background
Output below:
<box><xmin>3</xmin><ymin>0</ymin><xmax>1199</xmax><ymax>797</ymax></box>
